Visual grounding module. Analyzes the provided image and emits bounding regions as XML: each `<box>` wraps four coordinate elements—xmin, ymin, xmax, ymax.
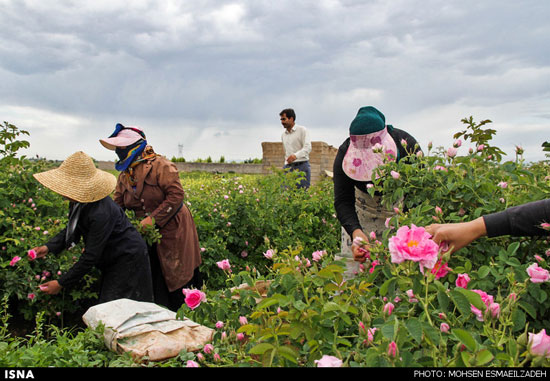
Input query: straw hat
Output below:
<box><xmin>33</xmin><ymin>151</ymin><xmax>117</xmax><ymax>203</ymax></box>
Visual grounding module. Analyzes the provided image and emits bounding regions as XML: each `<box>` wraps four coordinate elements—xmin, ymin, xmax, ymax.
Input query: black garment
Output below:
<box><xmin>148</xmin><ymin>243</ymin><xmax>203</xmax><ymax>312</ymax></box>
<box><xmin>483</xmin><ymin>198</ymin><xmax>550</xmax><ymax>238</ymax></box>
<box><xmin>46</xmin><ymin>197</ymin><xmax>154</xmax><ymax>304</ymax></box>
<box><xmin>333</xmin><ymin>127</ymin><xmax>421</xmax><ymax>236</ymax></box>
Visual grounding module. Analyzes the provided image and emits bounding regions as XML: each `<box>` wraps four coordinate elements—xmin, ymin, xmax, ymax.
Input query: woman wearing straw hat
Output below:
<box><xmin>100</xmin><ymin>124</ymin><xmax>202</xmax><ymax>312</ymax></box>
<box><xmin>333</xmin><ymin>106</ymin><xmax>422</xmax><ymax>263</ymax></box>
<box><xmin>31</xmin><ymin>151</ymin><xmax>154</xmax><ymax>303</ymax></box>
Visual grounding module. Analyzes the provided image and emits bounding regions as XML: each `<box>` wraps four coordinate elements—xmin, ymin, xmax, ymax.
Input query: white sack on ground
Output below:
<box><xmin>82</xmin><ymin>298</ymin><xmax>214</xmax><ymax>361</ymax></box>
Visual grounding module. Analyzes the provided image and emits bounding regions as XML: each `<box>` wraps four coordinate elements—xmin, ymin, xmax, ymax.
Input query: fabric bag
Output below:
<box><xmin>82</xmin><ymin>298</ymin><xmax>214</xmax><ymax>361</ymax></box>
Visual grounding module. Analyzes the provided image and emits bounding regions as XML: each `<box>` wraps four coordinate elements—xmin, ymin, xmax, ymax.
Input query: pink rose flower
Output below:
<box><xmin>9</xmin><ymin>256</ymin><xmax>21</xmax><ymax>266</ymax></box>
<box><xmin>455</xmin><ymin>273</ymin><xmax>471</xmax><ymax>288</ymax></box>
<box><xmin>528</xmin><ymin>329</ymin><xmax>550</xmax><ymax>358</ymax></box>
<box><xmin>498</xmin><ymin>181</ymin><xmax>508</xmax><ymax>189</ymax></box>
<box><xmin>203</xmin><ymin>344</ymin><xmax>214</xmax><ymax>354</ymax></box>
<box><xmin>186</xmin><ymin>360</ymin><xmax>199</xmax><ymax>367</ymax></box>
<box><xmin>183</xmin><ymin>289</ymin><xmax>206</xmax><ymax>310</ymax></box>
<box><xmin>390</xmin><ymin>171</ymin><xmax>400</xmax><ymax>179</ymax></box>
<box><xmin>470</xmin><ymin>289</ymin><xmax>494</xmax><ymax>322</ymax></box>
<box><xmin>367</xmin><ymin>328</ymin><xmax>377</xmax><ymax>344</ymax></box>
<box><xmin>213</xmin><ymin>353</ymin><xmax>221</xmax><ymax>362</ymax></box>
<box><xmin>27</xmin><ymin>293</ymin><xmax>36</xmax><ymax>300</ymax></box>
<box><xmin>369</xmin><ymin>260</ymin><xmax>379</xmax><ymax>274</ymax></box>
<box><xmin>312</xmin><ymin>250</ymin><xmax>325</xmax><ymax>262</ymax></box>
<box><xmin>389</xmin><ymin>224</ymin><xmax>440</xmax><ymax>272</ymax></box>
<box><xmin>314</xmin><ymin>355</ymin><xmax>342</xmax><ymax>367</ymax></box>
<box><xmin>263</xmin><ymin>249</ymin><xmax>274</xmax><ymax>259</ymax></box>
<box><xmin>440</xmin><ymin>323</ymin><xmax>450</xmax><ymax>333</ymax></box>
<box><xmin>431</xmin><ymin>260</ymin><xmax>451</xmax><ymax>279</ymax></box>
<box><xmin>453</xmin><ymin>139</ymin><xmax>462</xmax><ymax>148</ymax></box>
<box><xmin>216</xmin><ymin>259</ymin><xmax>231</xmax><ymax>271</ymax></box>
<box><xmin>383</xmin><ymin>302</ymin><xmax>394</xmax><ymax>316</ymax></box>
<box><xmin>526</xmin><ymin>263</ymin><xmax>550</xmax><ymax>283</ymax></box>
<box><xmin>387</xmin><ymin>341</ymin><xmax>398</xmax><ymax>358</ymax></box>
<box><xmin>489</xmin><ymin>302</ymin><xmax>500</xmax><ymax>319</ymax></box>
<box><xmin>215</xmin><ymin>321</ymin><xmax>224</xmax><ymax>329</ymax></box>
<box><xmin>236</xmin><ymin>333</ymin><xmax>245</xmax><ymax>342</ymax></box>
<box><xmin>27</xmin><ymin>249</ymin><xmax>37</xmax><ymax>261</ymax></box>
<box><xmin>446</xmin><ymin>147</ymin><xmax>458</xmax><ymax>158</ymax></box>
<box><xmin>239</xmin><ymin>316</ymin><xmax>248</xmax><ymax>325</ymax></box>
<box><xmin>406</xmin><ymin>289</ymin><xmax>418</xmax><ymax>303</ymax></box>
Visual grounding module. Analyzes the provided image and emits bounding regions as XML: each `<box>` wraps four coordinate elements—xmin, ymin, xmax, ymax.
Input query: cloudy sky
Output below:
<box><xmin>1</xmin><ymin>0</ymin><xmax>549</xmax><ymax>163</ymax></box>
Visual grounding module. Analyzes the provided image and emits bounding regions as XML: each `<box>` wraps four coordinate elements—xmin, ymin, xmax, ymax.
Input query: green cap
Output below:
<box><xmin>349</xmin><ymin>106</ymin><xmax>386</xmax><ymax>135</ymax></box>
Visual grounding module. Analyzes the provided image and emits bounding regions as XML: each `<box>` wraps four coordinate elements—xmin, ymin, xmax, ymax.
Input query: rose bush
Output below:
<box><xmin>2</xmin><ymin>117</ymin><xmax>550</xmax><ymax>368</ymax></box>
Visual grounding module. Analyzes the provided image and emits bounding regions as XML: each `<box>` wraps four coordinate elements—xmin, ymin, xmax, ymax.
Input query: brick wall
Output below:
<box><xmin>261</xmin><ymin>141</ymin><xmax>338</xmax><ymax>184</ymax></box>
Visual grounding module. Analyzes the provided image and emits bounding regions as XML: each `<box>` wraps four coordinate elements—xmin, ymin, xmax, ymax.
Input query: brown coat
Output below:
<box><xmin>113</xmin><ymin>155</ymin><xmax>202</xmax><ymax>292</ymax></box>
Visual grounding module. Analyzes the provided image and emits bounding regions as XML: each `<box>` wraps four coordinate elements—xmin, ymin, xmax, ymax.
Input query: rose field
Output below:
<box><xmin>1</xmin><ymin>119</ymin><xmax>550</xmax><ymax>367</ymax></box>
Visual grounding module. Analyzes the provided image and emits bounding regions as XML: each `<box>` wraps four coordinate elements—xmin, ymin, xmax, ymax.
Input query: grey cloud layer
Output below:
<box><xmin>0</xmin><ymin>0</ymin><xmax>548</xmax><ymax>160</ymax></box>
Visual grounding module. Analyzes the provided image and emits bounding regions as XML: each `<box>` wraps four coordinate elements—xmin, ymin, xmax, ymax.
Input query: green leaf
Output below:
<box><xmin>475</xmin><ymin>349</ymin><xmax>494</xmax><ymax>366</ymax></box>
<box><xmin>477</xmin><ymin>266</ymin><xmax>490</xmax><ymax>279</ymax></box>
<box><xmin>518</xmin><ymin>301</ymin><xmax>537</xmax><ymax>319</ymax></box>
<box><xmin>453</xmin><ymin>329</ymin><xmax>478</xmax><ymax>352</ymax></box>
<box><xmin>512</xmin><ymin>309</ymin><xmax>526</xmax><ymax>333</ymax></box>
<box><xmin>249</xmin><ymin>343</ymin><xmax>275</xmax><ymax>355</ymax></box>
<box><xmin>277</xmin><ymin>345</ymin><xmax>299</xmax><ymax>364</ymax></box>
<box><xmin>405</xmin><ymin>317</ymin><xmax>422</xmax><ymax>344</ymax></box>
<box><xmin>454</xmin><ymin>288</ymin><xmax>485</xmax><ymax>312</ymax></box>
<box><xmin>379</xmin><ymin>277</ymin><xmax>396</xmax><ymax>297</ymax></box>
<box><xmin>450</xmin><ymin>290</ymin><xmax>472</xmax><ymax>317</ymax></box>
<box><xmin>322</xmin><ymin>301</ymin><xmax>341</xmax><ymax>313</ymax></box>
<box><xmin>460</xmin><ymin>351</ymin><xmax>473</xmax><ymax>367</ymax></box>
<box><xmin>381</xmin><ymin>321</ymin><xmax>395</xmax><ymax>339</ymax></box>
<box><xmin>256</xmin><ymin>297</ymin><xmax>279</xmax><ymax>310</ymax></box>
<box><xmin>437</xmin><ymin>290</ymin><xmax>450</xmax><ymax>312</ymax></box>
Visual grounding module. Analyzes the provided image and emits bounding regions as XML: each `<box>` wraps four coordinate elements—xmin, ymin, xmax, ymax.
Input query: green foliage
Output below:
<box><xmin>183</xmin><ymin>170</ymin><xmax>340</xmax><ymax>289</ymax></box>
<box><xmin>2</xmin><ymin>117</ymin><xmax>550</xmax><ymax>368</ymax></box>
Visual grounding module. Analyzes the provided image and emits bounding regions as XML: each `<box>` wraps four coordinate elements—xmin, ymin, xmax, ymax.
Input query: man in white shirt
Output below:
<box><xmin>280</xmin><ymin>108</ymin><xmax>312</xmax><ymax>189</ymax></box>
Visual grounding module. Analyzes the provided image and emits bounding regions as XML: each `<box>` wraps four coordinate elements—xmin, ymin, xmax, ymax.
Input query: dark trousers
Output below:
<box><xmin>283</xmin><ymin>160</ymin><xmax>311</xmax><ymax>189</ymax></box>
<box><xmin>148</xmin><ymin>244</ymin><xmax>203</xmax><ymax>312</ymax></box>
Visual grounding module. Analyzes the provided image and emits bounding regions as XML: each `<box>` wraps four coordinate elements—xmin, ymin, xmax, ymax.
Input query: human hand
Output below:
<box><xmin>39</xmin><ymin>280</ymin><xmax>62</xmax><ymax>295</ymax></box>
<box><xmin>351</xmin><ymin>229</ymin><xmax>370</xmax><ymax>263</ymax></box>
<box><xmin>31</xmin><ymin>245</ymin><xmax>49</xmax><ymax>259</ymax></box>
<box><xmin>426</xmin><ymin>217</ymin><xmax>487</xmax><ymax>255</ymax></box>
<box><xmin>286</xmin><ymin>154</ymin><xmax>297</xmax><ymax>164</ymax></box>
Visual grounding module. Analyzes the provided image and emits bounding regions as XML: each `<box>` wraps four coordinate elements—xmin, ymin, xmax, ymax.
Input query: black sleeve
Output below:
<box><xmin>483</xmin><ymin>199</ymin><xmax>550</xmax><ymax>238</ymax></box>
<box><xmin>333</xmin><ymin>141</ymin><xmax>363</xmax><ymax>236</ymax></box>
<box><xmin>45</xmin><ymin>228</ymin><xmax>68</xmax><ymax>254</ymax></box>
<box><xmin>58</xmin><ymin>204</ymin><xmax>115</xmax><ymax>288</ymax></box>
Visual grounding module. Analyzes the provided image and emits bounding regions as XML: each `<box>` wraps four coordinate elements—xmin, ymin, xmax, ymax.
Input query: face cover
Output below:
<box><xmin>114</xmin><ymin>139</ymin><xmax>147</xmax><ymax>171</ymax></box>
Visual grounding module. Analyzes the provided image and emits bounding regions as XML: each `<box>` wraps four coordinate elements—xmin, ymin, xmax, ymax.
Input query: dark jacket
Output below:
<box><xmin>46</xmin><ymin>196</ymin><xmax>153</xmax><ymax>303</ymax></box>
<box><xmin>333</xmin><ymin>127</ymin><xmax>421</xmax><ymax>236</ymax></box>
<box><xmin>483</xmin><ymin>198</ymin><xmax>550</xmax><ymax>237</ymax></box>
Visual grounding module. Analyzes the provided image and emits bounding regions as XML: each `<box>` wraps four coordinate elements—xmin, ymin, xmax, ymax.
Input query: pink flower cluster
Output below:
<box><xmin>470</xmin><ymin>289</ymin><xmax>500</xmax><ymax>322</ymax></box>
